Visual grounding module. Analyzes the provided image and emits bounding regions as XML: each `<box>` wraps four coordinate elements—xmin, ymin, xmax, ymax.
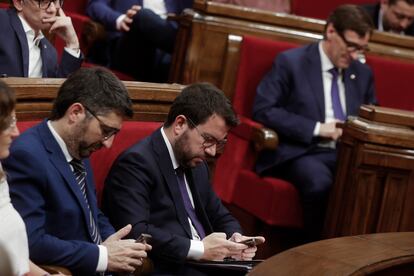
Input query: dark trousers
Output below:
<box><xmin>265</xmin><ymin>147</ymin><xmax>337</xmax><ymax>241</ymax></box>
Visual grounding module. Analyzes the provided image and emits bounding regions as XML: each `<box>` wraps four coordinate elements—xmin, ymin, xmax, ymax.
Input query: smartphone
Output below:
<box><xmin>136</xmin><ymin>233</ymin><xmax>152</xmax><ymax>244</ymax></box>
<box><xmin>238</xmin><ymin>238</ymin><xmax>257</xmax><ymax>247</ymax></box>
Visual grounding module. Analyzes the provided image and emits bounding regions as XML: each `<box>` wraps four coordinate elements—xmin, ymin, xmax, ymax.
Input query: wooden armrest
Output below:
<box><xmin>231</xmin><ymin>116</ymin><xmax>279</xmax><ymax>152</ymax></box>
<box><xmin>41</xmin><ymin>265</ymin><xmax>72</xmax><ymax>275</ymax></box>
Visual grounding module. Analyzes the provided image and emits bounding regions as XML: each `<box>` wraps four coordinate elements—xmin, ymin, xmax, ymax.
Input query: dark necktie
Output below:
<box><xmin>175</xmin><ymin>167</ymin><xmax>206</xmax><ymax>239</ymax></box>
<box><xmin>329</xmin><ymin>68</ymin><xmax>346</xmax><ymax>121</ymax></box>
<box><xmin>70</xmin><ymin>159</ymin><xmax>102</xmax><ymax>245</ymax></box>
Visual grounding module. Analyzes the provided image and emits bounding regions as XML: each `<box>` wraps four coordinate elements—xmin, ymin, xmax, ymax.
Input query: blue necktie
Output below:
<box><xmin>329</xmin><ymin>68</ymin><xmax>346</xmax><ymax>121</ymax></box>
<box><xmin>70</xmin><ymin>159</ymin><xmax>102</xmax><ymax>245</ymax></box>
<box><xmin>176</xmin><ymin>167</ymin><xmax>206</xmax><ymax>239</ymax></box>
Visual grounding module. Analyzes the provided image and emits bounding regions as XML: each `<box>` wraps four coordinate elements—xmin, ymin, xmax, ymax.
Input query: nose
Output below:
<box><xmin>46</xmin><ymin>1</ymin><xmax>57</xmax><ymax>11</ymax></box>
<box><xmin>204</xmin><ymin>144</ymin><xmax>217</xmax><ymax>157</ymax></box>
<box><xmin>102</xmin><ymin>136</ymin><xmax>115</xmax><ymax>148</ymax></box>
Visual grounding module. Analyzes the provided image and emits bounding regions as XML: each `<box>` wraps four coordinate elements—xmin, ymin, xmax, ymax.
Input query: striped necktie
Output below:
<box><xmin>70</xmin><ymin>159</ymin><xmax>102</xmax><ymax>245</ymax></box>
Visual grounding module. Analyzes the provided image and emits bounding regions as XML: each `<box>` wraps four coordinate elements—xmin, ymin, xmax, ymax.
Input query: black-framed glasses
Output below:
<box><xmin>85</xmin><ymin>106</ymin><xmax>120</xmax><ymax>141</ymax></box>
<box><xmin>31</xmin><ymin>0</ymin><xmax>64</xmax><ymax>10</ymax></box>
<box><xmin>186</xmin><ymin>117</ymin><xmax>227</xmax><ymax>151</ymax></box>
<box><xmin>337</xmin><ymin>32</ymin><xmax>370</xmax><ymax>54</ymax></box>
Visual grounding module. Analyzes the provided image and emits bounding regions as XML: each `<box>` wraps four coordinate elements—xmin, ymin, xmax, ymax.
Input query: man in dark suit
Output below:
<box><xmin>4</xmin><ymin>68</ymin><xmax>150</xmax><ymax>275</ymax></box>
<box><xmin>103</xmin><ymin>83</ymin><xmax>265</xmax><ymax>275</ymax></box>
<box><xmin>253</xmin><ymin>5</ymin><xmax>377</xmax><ymax>241</ymax></box>
<box><xmin>362</xmin><ymin>0</ymin><xmax>414</xmax><ymax>35</ymax></box>
<box><xmin>86</xmin><ymin>0</ymin><xmax>193</xmax><ymax>82</ymax></box>
<box><xmin>0</xmin><ymin>0</ymin><xmax>82</xmax><ymax>77</ymax></box>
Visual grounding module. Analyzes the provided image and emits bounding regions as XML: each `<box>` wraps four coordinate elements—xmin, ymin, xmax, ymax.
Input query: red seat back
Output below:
<box><xmin>63</xmin><ymin>0</ymin><xmax>88</xmax><ymax>14</ymax></box>
<box><xmin>291</xmin><ymin>0</ymin><xmax>376</xmax><ymax>19</ymax></box>
<box><xmin>214</xmin><ymin>36</ymin><xmax>298</xmax><ymax>202</ymax></box>
<box><xmin>366</xmin><ymin>55</ymin><xmax>414</xmax><ymax>111</ymax></box>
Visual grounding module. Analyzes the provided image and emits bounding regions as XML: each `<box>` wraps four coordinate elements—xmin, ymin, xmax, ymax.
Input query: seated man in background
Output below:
<box><xmin>0</xmin><ymin>0</ymin><xmax>83</xmax><ymax>77</ymax></box>
<box><xmin>212</xmin><ymin>0</ymin><xmax>291</xmax><ymax>13</ymax></box>
<box><xmin>103</xmin><ymin>83</ymin><xmax>265</xmax><ymax>275</ymax></box>
<box><xmin>86</xmin><ymin>0</ymin><xmax>193</xmax><ymax>83</ymax></box>
<box><xmin>253</xmin><ymin>5</ymin><xmax>377</xmax><ymax>241</ymax></box>
<box><xmin>362</xmin><ymin>0</ymin><xmax>414</xmax><ymax>35</ymax></box>
<box><xmin>4</xmin><ymin>68</ymin><xmax>150</xmax><ymax>275</ymax></box>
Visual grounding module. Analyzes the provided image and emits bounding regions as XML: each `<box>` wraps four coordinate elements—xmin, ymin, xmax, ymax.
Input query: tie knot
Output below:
<box><xmin>70</xmin><ymin>159</ymin><xmax>85</xmax><ymax>173</ymax></box>
<box><xmin>329</xmin><ymin>67</ymin><xmax>339</xmax><ymax>78</ymax></box>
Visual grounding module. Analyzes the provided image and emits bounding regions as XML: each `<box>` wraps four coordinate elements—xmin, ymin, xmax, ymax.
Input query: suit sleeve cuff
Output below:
<box><xmin>186</xmin><ymin>240</ymin><xmax>204</xmax><ymax>260</ymax></box>
<box><xmin>64</xmin><ymin>47</ymin><xmax>81</xmax><ymax>58</ymax></box>
<box><xmin>96</xmin><ymin>245</ymin><xmax>108</xmax><ymax>272</ymax></box>
<box><xmin>313</xmin><ymin>122</ymin><xmax>321</xmax><ymax>136</ymax></box>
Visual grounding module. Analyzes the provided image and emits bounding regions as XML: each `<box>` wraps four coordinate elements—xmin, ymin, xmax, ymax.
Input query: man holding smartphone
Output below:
<box><xmin>0</xmin><ymin>0</ymin><xmax>82</xmax><ymax>78</ymax></box>
<box><xmin>103</xmin><ymin>83</ymin><xmax>265</xmax><ymax>275</ymax></box>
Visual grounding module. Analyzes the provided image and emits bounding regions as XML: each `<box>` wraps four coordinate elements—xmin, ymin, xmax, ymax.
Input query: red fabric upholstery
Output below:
<box><xmin>213</xmin><ymin>35</ymin><xmax>303</xmax><ymax>228</ymax></box>
<box><xmin>63</xmin><ymin>0</ymin><xmax>88</xmax><ymax>14</ymax></box>
<box><xmin>291</xmin><ymin>0</ymin><xmax>376</xmax><ymax>20</ymax></box>
<box><xmin>90</xmin><ymin>121</ymin><xmax>162</xmax><ymax>203</ymax></box>
<box><xmin>16</xmin><ymin>120</ymin><xmax>161</xmax><ymax>205</ymax></box>
<box><xmin>366</xmin><ymin>55</ymin><xmax>414</xmax><ymax>111</ymax></box>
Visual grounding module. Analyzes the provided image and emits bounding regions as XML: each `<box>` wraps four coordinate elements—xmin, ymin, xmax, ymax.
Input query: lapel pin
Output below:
<box><xmin>350</xmin><ymin>74</ymin><xmax>356</xmax><ymax>80</ymax></box>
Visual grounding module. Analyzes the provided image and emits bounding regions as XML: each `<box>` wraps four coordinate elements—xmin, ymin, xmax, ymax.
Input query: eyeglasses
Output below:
<box><xmin>338</xmin><ymin>32</ymin><xmax>370</xmax><ymax>54</ymax></box>
<box><xmin>30</xmin><ymin>0</ymin><xmax>64</xmax><ymax>10</ymax></box>
<box><xmin>186</xmin><ymin>117</ymin><xmax>227</xmax><ymax>151</ymax></box>
<box><xmin>84</xmin><ymin>106</ymin><xmax>120</xmax><ymax>141</ymax></box>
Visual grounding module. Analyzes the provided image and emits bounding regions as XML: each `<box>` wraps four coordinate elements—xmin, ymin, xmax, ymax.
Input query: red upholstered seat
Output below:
<box><xmin>291</xmin><ymin>0</ymin><xmax>376</xmax><ymax>20</ymax></box>
<box><xmin>213</xmin><ymin>35</ymin><xmax>303</xmax><ymax>228</ymax></box>
<box><xmin>366</xmin><ymin>55</ymin><xmax>414</xmax><ymax>111</ymax></box>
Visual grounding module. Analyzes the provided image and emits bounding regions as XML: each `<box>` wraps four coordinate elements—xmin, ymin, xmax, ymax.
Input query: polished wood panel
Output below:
<box><xmin>324</xmin><ymin>105</ymin><xmax>414</xmax><ymax>238</ymax></box>
<box><xmin>3</xmin><ymin>77</ymin><xmax>183</xmax><ymax>122</ymax></box>
<box><xmin>172</xmin><ymin>1</ymin><xmax>414</xmax><ymax>99</ymax></box>
<box><xmin>250</xmin><ymin>232</ymin><xmax>414</xmax><ymax>276</ymax></box>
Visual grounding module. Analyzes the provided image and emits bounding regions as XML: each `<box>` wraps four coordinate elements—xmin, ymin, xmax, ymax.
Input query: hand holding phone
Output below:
<box><xmin>237</xmin><ymin>236</ymin><xmax>265</xmax><ymax>247</ymax></box>
<box><xmin>136</xmin><ymin>233</ymin><xmax>152</xmax><ymax>244</ymax></box>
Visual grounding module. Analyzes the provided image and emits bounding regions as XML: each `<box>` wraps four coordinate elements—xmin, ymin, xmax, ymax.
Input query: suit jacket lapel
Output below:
<box><xmin>38</xmin><ymin>120</ymin><xmax>95</xmax><ymax>241</ymax></box>
<box><xmin>304</xmin><ymin>43</ymin><xmax>325</xmax><ymax>120</ymax></box>
<box><xmin>185</xmin><ymin>169</ymin><xmax>213</xmax><ymax>235</ymax></box>
<box><xmin>38</xmin><ymin>38</ymin><xmax>48</xmax><ymax>77</ymax></box>
<box><xmin>152</xmin><ymin>130</ymin><xmax>192</xmax><ymax>238</ymax></box>
<box><xmin>343</xmin><ymin>65</ymin><xmax>358</xmax><ymax>116</ymax></box>
<box><xmin>8</xmin><ymin>9</ymin><xmax>29</xmax><ymax>77</ymax></box>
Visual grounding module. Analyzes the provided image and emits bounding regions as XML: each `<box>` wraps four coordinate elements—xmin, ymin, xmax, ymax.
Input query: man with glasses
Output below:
<box><xmin>103</xmin><ymin>83</ymin><xmax>265</xmax><ymax>275</ymax></box>
<box><xmin>0</xmin><ymin>0</ymin><xmax>82</xmax><ymax>77</ymax></box>
<box><xmin>4</xmin><ymin>67</ymin><xmax>151</xmax><ymax>275</ymax></box>
<box><xmin>362</xmin><ymin>0</ymin><xmax>414</xmax><ymax>35</ymax></box>
<box><xmin>252</xmin><ymin>5</ymin><xmax>377</xmax><ymax>242</ymax></box>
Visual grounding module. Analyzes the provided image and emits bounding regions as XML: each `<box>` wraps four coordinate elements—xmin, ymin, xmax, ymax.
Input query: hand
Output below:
<box><xmin>228</xmin><ymin>233</ymin><xmax>265</xmax><ymax>260</ymax></box>
<box><xmin>102</xmin><ymin>224</ymin><xmax>152</xmax><ymax>273</ymax></box>
<box><xmin>119</xmin><ymin>5</ymin><xmax>141</xmax><ymax>32</ymax></box>
<box><xmin>43</xmin><ymin>8</ymin><xmax>79</xmax><ymax>50</ymax></box>
<box><xmin>319</xmin><ymin>121</ymin><xmax>343</xmax><ymax>141</ymax></box>
<box><xmin>201</xmin><ymin>232</ymin><xmax>247</xmax><ymax>261</ymax></box>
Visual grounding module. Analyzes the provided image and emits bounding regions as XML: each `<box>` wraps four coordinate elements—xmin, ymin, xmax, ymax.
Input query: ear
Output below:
<box><xmin>66</xmin><ymin>103</ymin><xmax>86</xmax><ymax>124</ymax></box>
<box><xmin>12</xmin><ymin>0</ymin><xmax>24</xmax><ymax>12</ymax></box>
<box><xmin>172</xmin><ymin>115</ymin><xmax>188</xmax><ymax>137</ymax></box>
<box><xmin>325</xmin><ymin>23</ymin><xmax>336</xmax><ymax>40</ymax></box>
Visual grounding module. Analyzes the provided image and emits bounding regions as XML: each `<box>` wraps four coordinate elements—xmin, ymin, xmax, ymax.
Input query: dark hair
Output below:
<box><xmin>0</xmin><ymin>81</ymin><xmax>16</xmax><ymax>132</ymax></box>
<box><xmin>389</xmin><ymin>0</ymin><xmax>414</xmax><ymax>5</ymax></box>
<box><xmin>50</xmin><ymin>67</ymin><xmax>133</xmax><ymax>120</ymax></box>
<box><xmin>325</xmin><ymin>5</ymin><xmax>374</xmax><ymax>38</ymax></box>
<box><xmin>164</xmin><ymin>83</ymin><xmax>239</xmax><ymax>129</ymax></box>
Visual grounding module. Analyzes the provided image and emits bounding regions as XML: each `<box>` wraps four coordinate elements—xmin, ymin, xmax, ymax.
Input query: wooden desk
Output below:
<box><xmin>250</xmin><ymin>232</ymin><xmax>414</xmax><ymax>276</ymax></box>
<box><xmin>324</xmin><ymin>106</ymin><xmax>414</xmax><ymax>238</ymax></box>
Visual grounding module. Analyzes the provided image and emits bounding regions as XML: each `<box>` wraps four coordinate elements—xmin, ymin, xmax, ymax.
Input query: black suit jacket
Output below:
<box><xmin>102</xmin><ymin>129</ymin><xmax>242</xmax><ymax>274</ymax></box>
<box><xmin>361</xmin><ymin>3</ymin><xmax>414</xmax><ymax>36</ymax></box>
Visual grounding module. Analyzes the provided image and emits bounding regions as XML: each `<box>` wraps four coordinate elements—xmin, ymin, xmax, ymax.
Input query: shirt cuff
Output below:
<box><xmin>116</xmin><ymin>14</ymin><xmax>126</xmax><ymax>31</ymax></box>
<box><xmin>96</xmin><ymin>245</ymin><xmax>108</xmax><ymax>272</ymax></box>
<box><xmin>313</xmin><ymin>121</ymin><xmax>321</xmax><ymax>136</ymax></box>
<box><xmin>187</xmin><ymin>240</ymin><xmax>204</xmax><ymax>260</ymax></box>
<box><xmin>64</xmin><ymin>47</ymin><xmax>81</xmax><ymax>58</ymax></box>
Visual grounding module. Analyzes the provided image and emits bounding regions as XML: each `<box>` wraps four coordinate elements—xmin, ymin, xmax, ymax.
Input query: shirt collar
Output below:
<box><xmin>47</xmin><ymin>120</ymin><xmax>74</xmax><ymax>163</ymax></box>
<box><xmin>160</xmin><ymin>127</ymin><xmax>179</xmax><ymax>170</ymax></box>
<box><xmin>17</xmin><ymin>14</ymin><xmax>45</xmax><ymax>45</ymax></box>
<box><xmin>319</xmin><ymin>41</ymin><xmax>341</xmax><ymax>74</ymax></box>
